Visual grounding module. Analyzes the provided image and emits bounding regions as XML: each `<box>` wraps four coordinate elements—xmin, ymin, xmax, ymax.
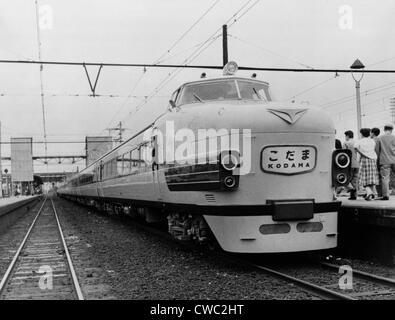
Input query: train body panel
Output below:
<box><xmin>204</xmin><ymin>212</ymin><xmax>337</xmax><ymax>253</ymax></box>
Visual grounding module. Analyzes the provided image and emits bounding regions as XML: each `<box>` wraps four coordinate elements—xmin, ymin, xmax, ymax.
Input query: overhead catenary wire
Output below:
<box><xmin>282</xmin><ymin>56</ymin><xmax>395</xmax><ymax>105</ymax></box>
<box><xmin>228</xmin><ymin>34</ymin><xmax>314</xmax><ymax>69</ymax></box>
<box><xmin>152</xmin><ymin>0</ymin><xmax>222</xmax><ymax>65</ymax></box>
<box><xmin>0</xmin><ymin>92</ymin><xmax>168</xmax><ymax>98</ymax></box>
<box><xmin>2</xmin><ymin>58</ymin><xmax>395</xmax><ymax>73</ymax></box>
<box><xmin>321</xmin><ymin>81</ymin><xmax>395</xmax><ymax>109</ymax></box>
<box><xmin>122</xmin><ymin>0</ymin><xmax>262</xmax><ymax>122</ymax></box>
<box><xmin>101</xmin><ymin>0</ymin><xmax>223</xmax><ymax>133</ymax></box>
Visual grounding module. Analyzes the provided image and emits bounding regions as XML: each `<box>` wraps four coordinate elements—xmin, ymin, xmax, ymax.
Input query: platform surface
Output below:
<box><xmin>0</xmin><ymin>196</ymin><xmax>40</xmax><ymax>217</ymax></box>
<box><xmin>0</xmin><ymin>196</ymin><xmax>37</xmax><ymax>207</ymax></box>
<box><xmin>341</xmin><ymin>195</ymin><xmax>395</xmax><ymax>211</ymax></box>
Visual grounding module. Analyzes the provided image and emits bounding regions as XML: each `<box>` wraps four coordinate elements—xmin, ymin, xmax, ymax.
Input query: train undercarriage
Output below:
<box><xmin>58</xmin><ymin>194</ymin><xmax>216</xmax><ymax>246</ymax></box>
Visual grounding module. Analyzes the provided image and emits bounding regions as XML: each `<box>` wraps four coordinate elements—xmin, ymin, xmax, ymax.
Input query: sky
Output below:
<box><xmin>1</xmin><ymin>0</ymin><xmax>395</xmax><ymax>173</ymax></box>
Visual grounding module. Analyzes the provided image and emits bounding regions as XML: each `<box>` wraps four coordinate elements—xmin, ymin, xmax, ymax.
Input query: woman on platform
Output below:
<box><xmin>354</xmin><ymin>128</ymin><xmax>379</xmax><ymax>201</ymax></box>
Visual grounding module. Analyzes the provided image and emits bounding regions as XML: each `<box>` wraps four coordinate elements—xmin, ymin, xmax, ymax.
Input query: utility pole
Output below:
<box><xmin>107</xmin><ymin>121</ymin><xmax>125</xmax><ymax>144</ymax></box>
<box><xmin>222</xmin><ymin>24</ymin><xmax>228</xmax><ymax>66</ymax></box>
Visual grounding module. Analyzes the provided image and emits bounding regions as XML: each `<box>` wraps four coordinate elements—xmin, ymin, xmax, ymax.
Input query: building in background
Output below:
<box><xmin>85</xmin><ymin>136</ymin><xmax>113</xmax><ymax>167</ymax></box>
<box><xmin>10</xmin><ymin>137</ymin><xmax>34</xmax><ymax>195</ymax></box>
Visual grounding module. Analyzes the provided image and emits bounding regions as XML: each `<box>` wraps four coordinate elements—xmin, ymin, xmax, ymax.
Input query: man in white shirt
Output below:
<box><xmin>343</xmin><ymin>130</ymin><xmax>359</xmax><ymax>200</ymax></box>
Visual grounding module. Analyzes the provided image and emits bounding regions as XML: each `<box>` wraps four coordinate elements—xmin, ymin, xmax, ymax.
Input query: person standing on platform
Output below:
<box><xmin>375</xmin><ymin>124</ymin><xmax>395</xmax><ymax>200</ymax></box>
<box><xmin>354</xmin><ymin>128</ymin><xmax>379</xmax><ymax>201</ymax></box>
<box><xmin>370</xmin><ymin>127</ymin><xmax>382</xmax><ymax>197</ymax></box>
<box><xmin>371</xmin><ymin>127</ymin><xmax>381</xmax><ymax>142</ymax></box>
<box><xmin>335</xmin><ymin>130</ymin><xmax>342</xmax><ymax>149</ymax></box>
<box><xmin>335</xmin><ymin>138</ymin><xmax>342</xmax><ymax>149</ymax></box>
<box><xmin>343</xmin><ymin>130</ymin><xmax>359</xmax><ymax>200</ymax></box>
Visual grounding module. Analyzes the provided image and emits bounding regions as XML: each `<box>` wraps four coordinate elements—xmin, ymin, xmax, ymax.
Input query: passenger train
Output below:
<box><xmin>57</xmin><ymin>61</ymin><xmax>352</xmax><ymax>253</ymax></box>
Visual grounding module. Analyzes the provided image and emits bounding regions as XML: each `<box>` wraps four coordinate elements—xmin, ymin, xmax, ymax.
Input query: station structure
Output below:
<box><xmin>0</xmin><ymin>134</ymin><xmax>112</xmax><ymax>196</ymax></box>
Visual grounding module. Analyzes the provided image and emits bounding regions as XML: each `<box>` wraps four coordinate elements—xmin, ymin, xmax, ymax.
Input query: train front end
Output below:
<box><xmin>201</xmin><ymin>101</ymin><xmax>351</xmax><ymax>253</ymax></box>
<box><xmin>163</xmin><ymin>63</ymin><xmax>352</xmax><ymax>253</ymax></box>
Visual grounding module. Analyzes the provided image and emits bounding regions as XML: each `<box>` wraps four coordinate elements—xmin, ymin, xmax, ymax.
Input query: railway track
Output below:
<box><xmin>118</xmin><ymin>219</ymin><xmax>395</xmax><ymax>300</ymax></box>
<box><xmin>65</xmin><ymin>198</ymin><xmax>395</xmax><ymax>300</ymax></box>
<box><xmin>241</xmin><ymin>259</ymin><xmax>395</xmax><ymax>300</ymax></box>
<box><xmin>0</xmin><ymin>197</ymin><xmax>84</xmax><ymax>300</ymax></box>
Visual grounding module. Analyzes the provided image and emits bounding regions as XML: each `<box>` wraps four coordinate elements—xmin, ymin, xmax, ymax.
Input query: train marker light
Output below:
<box><xmin>223</xmin><ymin>176</ymin><xmax>236</xmax><ymax>188</ymax></box>
<box><xmin>336</xmin><ymin>173</ymin><xmax>347</xmax><ymax>184</ymax></box>
<box><xmin>335</xmin><ymin>152</ymin><xmax>350</xmax><ymax>168</ymax></box>
<box><xmin>223</xmin><ymin>61</ymin><xmax>238</xmax><ymax>76</ymax></box>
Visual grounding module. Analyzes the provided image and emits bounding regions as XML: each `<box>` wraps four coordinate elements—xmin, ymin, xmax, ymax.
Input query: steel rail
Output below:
<box><xmin>50</xmin><ymin>199</ymin><xmax>84</xmax><ymax>300</ymax></box>
<box><xmin>319</xmin><ymin>261</ymin><xmax>395</xmax><ymax>288</ymax></box>
<box><xmin>237</xmin><ymin>260</ymin><xmax>357</xmax><ymax>300</ymax></box>
<box><xmin>0</xmin><ymin>197</ymin><xmax>47</xmax><ymax>294</ymax></box>
<box><xmin>66</xmin><ymin>198</ymin><xmax>356</xmax><ymax>300</ymax></box>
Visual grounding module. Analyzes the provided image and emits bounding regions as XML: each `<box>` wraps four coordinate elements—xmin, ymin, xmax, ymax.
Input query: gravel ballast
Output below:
<box><xmin>54</xmin><ymin>197</ymin><xmax>315</xmax><ymax>300</ymax></box>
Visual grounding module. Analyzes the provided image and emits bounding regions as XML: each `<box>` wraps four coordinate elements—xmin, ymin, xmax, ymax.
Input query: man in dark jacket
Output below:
<box><xmin>375</xmin><ymin>124</ymin><xmax>395</xmax><ymax>200</ymax></box>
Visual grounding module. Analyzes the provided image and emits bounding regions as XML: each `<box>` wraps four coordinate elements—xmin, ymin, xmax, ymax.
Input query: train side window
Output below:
<box><xmin>117</xmin><ymin>155</ymin><xmax>123</xmax><ymax>175</ymax></box>
<box><xmin>131</xmin><ymin>149</ymin><xmax>139</xmax><ymax>173</ymax></box>
<box><xmin>105</xmin><ymin>162</ymin><xmax>109</xmax><ymax>179</ymax></box>
<box><xmin>112</xmin><ymin>158</ymin><xmax>117</xmax><ymax>177</ymax></box>
<box><xmin>129</xmin><ymin>151</ymin><xmax>134</xmax><ymax>173</ymax></box>
<box><xmin>141</xmin><ymin>143</ymin><xmax>152</xmax><ymax>168</ymax></box>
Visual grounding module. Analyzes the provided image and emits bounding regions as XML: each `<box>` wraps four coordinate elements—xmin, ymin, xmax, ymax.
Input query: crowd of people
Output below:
<box><xmin>337</xmin><ymin>124</ymin><xmax>395</xmax><ymax>201</ymax></box>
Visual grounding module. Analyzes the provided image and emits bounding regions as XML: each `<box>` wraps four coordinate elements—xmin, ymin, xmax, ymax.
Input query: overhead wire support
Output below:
<box><xmin>83</xmin><ymin>63</ymin><xmax>103</xmax><ymax>96</ymax></box>
<box><xmin>1</xmin><ymin>59</ymin><xmax>395</xmax><ymax>73</ymax></box>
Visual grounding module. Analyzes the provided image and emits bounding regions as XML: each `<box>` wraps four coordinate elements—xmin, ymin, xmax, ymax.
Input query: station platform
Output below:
<box><xmin>338</xmin><ymin>195</ymin><xmax>395</xmax><ymax>265</ymax></box>
<box><xmin>0</xmin><ymin>196</ymin><xmax>41</xmax><ymax>218</ymax></box>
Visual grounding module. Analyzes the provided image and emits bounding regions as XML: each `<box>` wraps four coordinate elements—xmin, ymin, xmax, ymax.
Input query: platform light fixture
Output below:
<box><xmin>350</xmin><ymin>58</ymin><xmax>365</xmax><ymax>135</ymax></box>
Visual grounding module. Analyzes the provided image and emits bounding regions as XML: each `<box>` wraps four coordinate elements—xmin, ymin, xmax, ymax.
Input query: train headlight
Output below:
<box><xmin>223</xmin><ymin>61</ymin><xmax>238</xmax><ymax>76</ymax></box>
<box><xmin>335</xmin><ymin>152</ymin><xmax>350</xmax><ymax>168</ymax></box>
<box><xmin>221</xmin><ymin>153</ymin><xmax>239</xmax><ymax>171</ymax></box>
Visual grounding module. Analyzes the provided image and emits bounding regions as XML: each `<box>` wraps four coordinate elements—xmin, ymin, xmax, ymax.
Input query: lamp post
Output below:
<box><xmin>4</xmin><ymin>169</ymin><xmax>9</xmax><ymax>197</ymax></box>
<box><xmin>350</xmin><ymin>59</ymin><xmax>365</xmax><ymax>135</ymax></box>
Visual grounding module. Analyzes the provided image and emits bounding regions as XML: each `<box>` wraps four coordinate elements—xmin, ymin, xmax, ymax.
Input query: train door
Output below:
<box><xmin>151</xmin><ymin>129</ymin><xmax>163</xmax><ymax>201</ymax></box>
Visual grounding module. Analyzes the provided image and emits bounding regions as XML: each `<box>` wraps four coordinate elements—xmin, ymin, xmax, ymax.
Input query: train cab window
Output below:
<box><xmin>178</xmin><ymin>80</ymin><xmax>238</xmax><ymax>105</ymax></box>
<box><xmin>237</xmin><ymin>80</ymin><xmax>270</xmax><ymax>102</ymax></box>
<box><xmin>169</xmin><ymin>88</ymin><xmax>181</xmax><ymax>108</ymax></box>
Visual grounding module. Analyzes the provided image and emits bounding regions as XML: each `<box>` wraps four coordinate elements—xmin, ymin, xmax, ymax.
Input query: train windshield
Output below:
<box><xmin>178</xmin><ymin>79</ymin><xmax>270</xmax><ymax>105</ymax></box>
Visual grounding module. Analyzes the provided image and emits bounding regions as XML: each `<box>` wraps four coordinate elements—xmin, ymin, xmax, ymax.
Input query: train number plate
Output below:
<box><xmin>261</xmin><ymin>145</ymin><xmax>316</xmax><ymax>175</ymax></box>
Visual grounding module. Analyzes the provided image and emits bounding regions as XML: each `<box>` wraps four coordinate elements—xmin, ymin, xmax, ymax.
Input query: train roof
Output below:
<box><xmin>179</xmin><ymin>76</ymin><xmax>270</xmax><ymax>87</ymax></box>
